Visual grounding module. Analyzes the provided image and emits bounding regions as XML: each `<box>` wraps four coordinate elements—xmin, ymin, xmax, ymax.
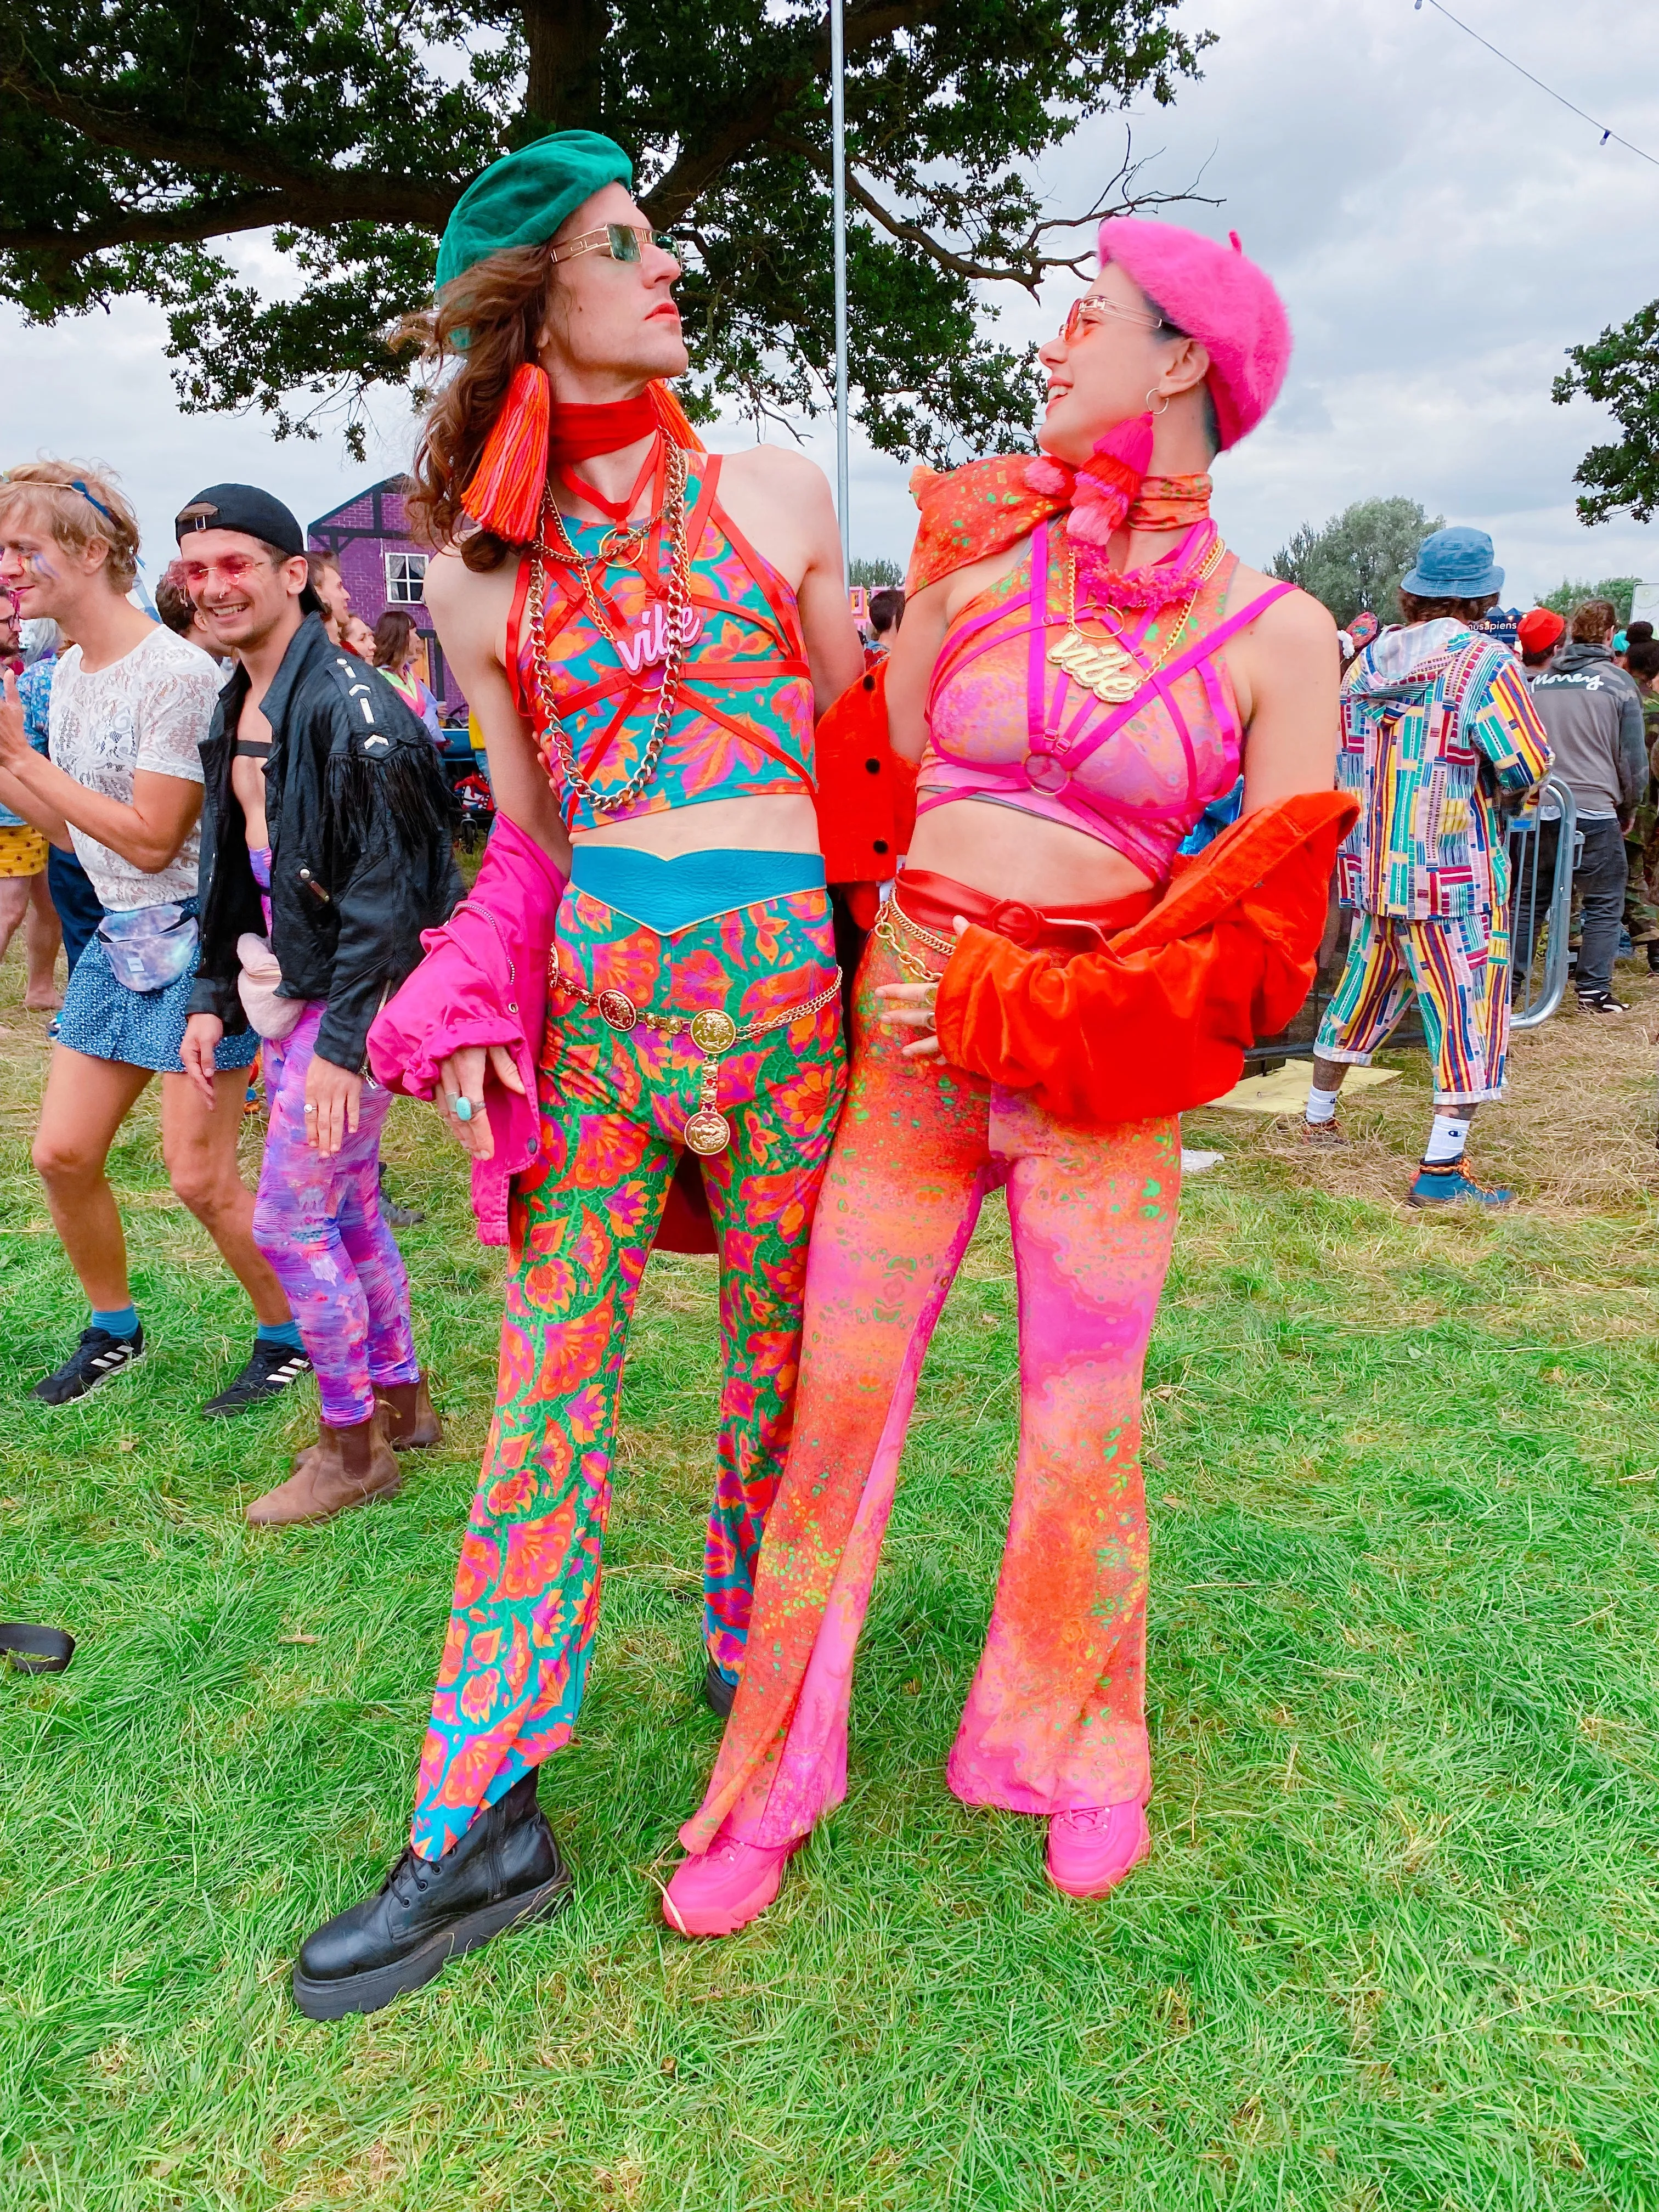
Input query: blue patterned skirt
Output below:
<box><xmin>55</xmin><ymin>899</ymin><xmax>260</xmax><ymax>1074</ymax></box>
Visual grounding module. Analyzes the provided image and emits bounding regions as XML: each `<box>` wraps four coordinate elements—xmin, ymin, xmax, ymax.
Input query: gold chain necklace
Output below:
<box><xmin>527</xmin><ymin>444</ymin><xmax>692</xmax><ymax>817</ymax></box>
<box><xmin>544</xmin><ymin>494</ymin><xmax>670</xmax><ymax>655</ymax></box>
<box><xmin>1047</xmin><ymin>534</ymin><xmax>1226</xmax><ymax>706</ymax></box>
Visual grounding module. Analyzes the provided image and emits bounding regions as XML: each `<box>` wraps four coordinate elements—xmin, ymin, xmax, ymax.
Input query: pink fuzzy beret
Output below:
<box><xmin>1096</xmin><ymin>217</ymin><xmax>1292</xmax><ymax>450</ymax></box>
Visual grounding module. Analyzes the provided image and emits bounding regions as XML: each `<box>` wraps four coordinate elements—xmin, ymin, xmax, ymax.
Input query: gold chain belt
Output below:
<box><xmin>873</xmin><ymin>896</ymin><xmax>950</xmax><ymax>987</ymax></box>
<box><xmin>550</xmin><ymin>964</ymin><xmax>843</xmax><ymax>1155</ymax></box>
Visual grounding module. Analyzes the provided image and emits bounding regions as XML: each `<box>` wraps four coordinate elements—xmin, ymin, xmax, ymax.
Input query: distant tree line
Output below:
<box><xmin>1536</xmin><ymin>576</ymin><xmax>1640</xmax><ymax>627</ymax></box>
<box><xmin>1269</xmin><ymin>499</ymin><xmax>1442</xmax><ymax>628</ymax></box>
<box><xmin>1272</xmin><ymin>500</ymin><xmax>1646</xmax><ymax>629</ymax></box>
<box><xmin>850</xmin><ymin>556</ymin><xmax>905</xmax><ymax>590</ymax></box>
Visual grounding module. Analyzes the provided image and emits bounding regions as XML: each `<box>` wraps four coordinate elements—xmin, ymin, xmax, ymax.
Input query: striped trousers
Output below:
<box><xmin>1315</xmin><ymin>906</ymin><xmax>1510</xmax><ymax>1105</ymax></box>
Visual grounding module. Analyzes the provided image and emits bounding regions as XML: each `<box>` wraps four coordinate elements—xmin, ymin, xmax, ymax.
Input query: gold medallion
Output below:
<box><xmin>684</xmin><ymin>1108</ymin><xmax>732</xmax><ymax>1156</ymax></box>
<box><xmin>596</xmin><ymin>988</ymin><xmax>637</xmax><ymax>1032</ymax></box>
<box><xmin>689</xmin><ymin>1007</ymin><xmax>738</xmax><ymax>1054</ymax></box>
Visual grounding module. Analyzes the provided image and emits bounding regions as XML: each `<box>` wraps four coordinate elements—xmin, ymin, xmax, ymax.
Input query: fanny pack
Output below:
<box><xmin>95</xmin><ymin>902</ymin><xmax>199</xmax><ymax>995</ymax></box>
<box><xmin>235</xmin><ymin>933</ymin><xmax>304</xmax><ymax>1040</ymax></box>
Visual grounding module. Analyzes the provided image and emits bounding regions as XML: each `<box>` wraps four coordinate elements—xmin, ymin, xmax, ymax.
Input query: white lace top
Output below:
<box><xmin>49</xmin><ymin>626</ymin><xmax>223</xmax><ymax>911</ymax></box>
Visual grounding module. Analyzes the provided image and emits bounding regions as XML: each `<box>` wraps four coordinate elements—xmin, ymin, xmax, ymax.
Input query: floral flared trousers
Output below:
<box><xmin>411</xmin><ymin>885</ymin><xmax>845</xmax><ymax>1859</ymax></box>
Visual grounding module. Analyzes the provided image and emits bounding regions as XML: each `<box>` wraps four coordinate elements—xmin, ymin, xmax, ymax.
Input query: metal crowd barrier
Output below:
<box><xmin>1242</xmin><ymin>773</ymin><xmax>1580</xmax><ymax>1067</ymax></box>
<box><xmin>1506</xmin><ymin>776</ymin><xmax>1579</xmax><ymax>1031</ymax></box>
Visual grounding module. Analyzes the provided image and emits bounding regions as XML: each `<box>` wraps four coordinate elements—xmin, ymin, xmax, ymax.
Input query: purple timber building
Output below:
<box><xmin>308</xmin><ymin>475</ymin><xmax>465</xmax><ymax>719</ymax></box>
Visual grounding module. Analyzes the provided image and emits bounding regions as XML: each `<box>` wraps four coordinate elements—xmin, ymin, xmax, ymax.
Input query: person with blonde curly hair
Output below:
<box><xmin>0</xmin><ymin>461</ymin><xmax>306</xmax><ymax>1417</ymax></box>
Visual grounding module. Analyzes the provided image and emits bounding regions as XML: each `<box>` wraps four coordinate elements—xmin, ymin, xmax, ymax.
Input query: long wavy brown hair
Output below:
<box><xmin>400</xmin><ymin>247</ymin><xmax>560</xmax><ymax>572</ymax></box>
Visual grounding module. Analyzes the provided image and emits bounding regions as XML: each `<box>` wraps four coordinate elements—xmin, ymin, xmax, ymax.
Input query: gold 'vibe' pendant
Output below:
<box><xmin>1047</xmin><ymin>625</ymin><xmax>1143</xmax><ymax>705</ymax></box>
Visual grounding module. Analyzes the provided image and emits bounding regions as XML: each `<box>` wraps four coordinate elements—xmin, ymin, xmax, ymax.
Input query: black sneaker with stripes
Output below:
<box><xmin>201</xmin><ymin>1338</ymin><xmax>315</xmax><ymax>1419</ymax></box>
<box><xmin>33</xmin><ymin>1325</ymin><xmax>146</xmax><ymax>1407</ymax></box>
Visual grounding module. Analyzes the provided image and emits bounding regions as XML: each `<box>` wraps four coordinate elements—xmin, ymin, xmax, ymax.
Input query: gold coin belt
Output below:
<box><xmin>550</xmin><ymin>963</ymin><xmax>843</xmax><ymax>1155</ymax></box>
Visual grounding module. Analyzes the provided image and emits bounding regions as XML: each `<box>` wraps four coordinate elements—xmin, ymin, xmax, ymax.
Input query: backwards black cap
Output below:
<box><xmin>174</xmin><ymin>483</ymin><xmax>323</xmax><ymax>614</ymax></box>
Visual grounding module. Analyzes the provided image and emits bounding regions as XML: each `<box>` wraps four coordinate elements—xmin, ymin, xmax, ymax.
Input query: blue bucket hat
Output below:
<box><xmin>1400</xmin><ymin>525</ymin><xmax>1504</xmax><ymax>600</ymax></box>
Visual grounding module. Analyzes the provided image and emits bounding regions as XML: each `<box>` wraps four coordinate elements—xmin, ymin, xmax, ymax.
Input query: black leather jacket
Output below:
<box><xmin>190</xmin><ymin>613</ymin><xmax>462</xmax><ymax>1070</ymax></box>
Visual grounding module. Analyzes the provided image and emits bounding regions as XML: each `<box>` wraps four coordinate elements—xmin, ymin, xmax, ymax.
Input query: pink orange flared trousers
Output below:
<box><xmin>680</xmin><ymin>929</ymin><xmax>1180</xmax><ymax>1855</ymax></box>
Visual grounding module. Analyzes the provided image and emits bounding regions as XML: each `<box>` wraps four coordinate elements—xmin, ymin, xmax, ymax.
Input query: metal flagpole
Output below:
<box><xmin>830</xmin><ymin>0</ymin><xmax>850</xmax><ymax>574</ymax></box>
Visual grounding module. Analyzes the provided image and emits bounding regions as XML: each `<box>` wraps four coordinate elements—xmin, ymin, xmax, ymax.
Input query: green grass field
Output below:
<box><xmin>3</xmin><ymin>949</ymin><xmax>1658</xmax><ymax>2212</ymax></box>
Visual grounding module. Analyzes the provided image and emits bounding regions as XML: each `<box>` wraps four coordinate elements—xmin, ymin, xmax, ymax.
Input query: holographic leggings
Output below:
<box><xmin>252</xmin><ymin>1002</ymin><xmax>420</xmax><ymax>1426</ymax></box>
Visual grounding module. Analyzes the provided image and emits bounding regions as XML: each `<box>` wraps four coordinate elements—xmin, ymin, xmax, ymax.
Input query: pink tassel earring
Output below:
<box><xmin>1064</xmin><ymin>413</ymin><xmax>1155</xmax><ymax>547</ymax></box>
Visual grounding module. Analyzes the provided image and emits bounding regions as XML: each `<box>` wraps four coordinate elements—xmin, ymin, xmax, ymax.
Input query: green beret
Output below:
<box><xmin>436</xmin><ymin>131</ymin><xmax>634</xmax><ymax>292</ymax></box>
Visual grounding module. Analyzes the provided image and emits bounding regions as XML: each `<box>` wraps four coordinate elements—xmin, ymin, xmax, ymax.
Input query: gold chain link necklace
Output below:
<box><xmin>527</xmin><ymin>443</ymin><xmax>694</xmax><ymax>817</ymax></box>
<box><xmin>1046</xmin><ymin>533</ymin><xmax>1226</xmax><ymax>706</ymax></box>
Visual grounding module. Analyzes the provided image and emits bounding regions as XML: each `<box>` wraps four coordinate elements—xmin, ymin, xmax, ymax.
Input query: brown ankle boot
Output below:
<box><xmin>246</xmin><ymin>1408</ymin><xmax>402</xmax><ymax>1526</ymax></box>
<box><xmin>377</xmin><ymin>1374</ymin><xmax>442</xmax><ymax>1451</ymax></box>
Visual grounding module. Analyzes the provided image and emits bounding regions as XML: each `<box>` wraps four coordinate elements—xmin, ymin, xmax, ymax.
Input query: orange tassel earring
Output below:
<box><xmin>648</xmin><ymin>380</ymin><xmax>706</xmax><ymax>454</ymax></box>
<box><xmin>460</xmin><ymin>362</ymin><xmax>551</xmax><ymax>541</ymax></box>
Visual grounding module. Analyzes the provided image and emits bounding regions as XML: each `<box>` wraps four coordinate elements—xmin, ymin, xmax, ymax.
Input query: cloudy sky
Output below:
<box><xmin>5</xmin><ymin>0</ymin><xmax>1657</xmax><ymax>605</ymax></box>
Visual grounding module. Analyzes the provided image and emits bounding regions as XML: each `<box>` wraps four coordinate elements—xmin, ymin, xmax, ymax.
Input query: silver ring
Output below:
<box><xmin>453</xmin><ymin>1095</ymin><xmax>476</xmax><ymax>1123</ymax></box>
<box><xmin>303</xmin><ymin>1102</ymin><xmax>317</xmax><ymax>1114</ymax></box>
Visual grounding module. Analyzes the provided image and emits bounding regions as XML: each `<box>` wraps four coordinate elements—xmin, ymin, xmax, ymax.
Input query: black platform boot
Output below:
<box><xmin>703</xmin><ymin>1656</ymin><xmax>737</xmax><ymax>1718</ymax></box>
<box><xmin>292</xmin><ymin>1770</ymin><xmax>571</xmax><ymax>2019</ymax></box>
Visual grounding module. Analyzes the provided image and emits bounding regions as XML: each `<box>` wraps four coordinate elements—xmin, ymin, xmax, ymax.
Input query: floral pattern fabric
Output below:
<box><xmin>410</xmin><ymin>885</ymin><xmax>846</xmax><ymax>1859</ymax></box>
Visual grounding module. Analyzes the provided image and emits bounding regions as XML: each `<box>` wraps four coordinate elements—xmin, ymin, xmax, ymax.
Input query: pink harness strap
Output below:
<box><xmin>920</xmin><ymin>519</ymin><xmax>1293</xmax><ymax>857</ymax></box>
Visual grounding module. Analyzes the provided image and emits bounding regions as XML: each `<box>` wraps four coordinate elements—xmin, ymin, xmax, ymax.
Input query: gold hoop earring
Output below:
<box><xmin>1144</xmin><ymin>388</ymin><xmax>1171</xmax><ymax>417</ymax></box>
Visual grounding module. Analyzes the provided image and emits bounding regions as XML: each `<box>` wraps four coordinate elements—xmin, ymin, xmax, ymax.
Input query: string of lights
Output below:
<box><xmin>1415</xmin><ymin>0</ymin><xmax>1659</xmax><ymax>169</ymax></box>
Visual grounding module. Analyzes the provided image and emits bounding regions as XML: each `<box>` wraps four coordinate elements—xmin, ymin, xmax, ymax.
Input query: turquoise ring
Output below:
<box><xmin>454</xmin><ymin>1096</ymin><xmax>476</xmax><ymax>1123</ymax></box>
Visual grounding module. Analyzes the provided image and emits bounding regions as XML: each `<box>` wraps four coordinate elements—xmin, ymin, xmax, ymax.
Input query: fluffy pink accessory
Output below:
<box><xmin>1026</xmin><ymin>412</ymin><xmax>1154</xmax><ymax>546</ymax></box>
<box><xmin>1096</xmin><ymin>217</ymin><xmax>1291</xmax><ymax>450</ymax></box>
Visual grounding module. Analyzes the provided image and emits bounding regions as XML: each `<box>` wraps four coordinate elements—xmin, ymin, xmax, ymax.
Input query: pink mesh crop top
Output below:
<box><xmin>921</xmin><ymin>519</ymin><xmax>1291</xmax><ymax>884</ymax></box>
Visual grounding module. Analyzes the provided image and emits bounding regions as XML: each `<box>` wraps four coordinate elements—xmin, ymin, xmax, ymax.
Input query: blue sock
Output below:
<box><xmin>92</xmin><ymin>1304</ymin><xmax>139</xmax><ymax>1340</ymax></box>
<box><xmin>257</xmin><ymin>1319</ymin><xmax>305</xmax><ymax>1352</ymax></box>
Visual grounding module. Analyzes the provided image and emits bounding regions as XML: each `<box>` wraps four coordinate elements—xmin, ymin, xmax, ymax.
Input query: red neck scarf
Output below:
<box><xmin>547</xmin><ymin>394</ymin><xmax>659</xmax><ymax>466</ymax></box>
<box><xmin>459</xmin><ymin>370</ymin><xmax>704</xmax><ymax>545</ymax></box>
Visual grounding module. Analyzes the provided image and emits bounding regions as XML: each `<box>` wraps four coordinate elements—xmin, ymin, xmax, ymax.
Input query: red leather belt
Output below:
<box><xmin>893</xmin><ymin>866</ymin><xmax>1154</xmax><ymax>953</ymax></box>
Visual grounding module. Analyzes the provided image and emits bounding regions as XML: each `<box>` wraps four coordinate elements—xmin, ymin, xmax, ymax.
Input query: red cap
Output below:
<box><xmin>1516</xmin><ymin>608</ymin><xmax>1565</xmax><ymax>654</ymax></box>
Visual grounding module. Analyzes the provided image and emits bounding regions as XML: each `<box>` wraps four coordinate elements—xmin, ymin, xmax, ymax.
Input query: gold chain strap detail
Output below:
<box><xmin>527</xmin><ymin>443</ymin><xmax>692</xmax><ymax>817</ymax></box>
<box><xmin>874</xmin><ymin>900</ymin><xmax>947</xmax><ymax>984</ymax></box>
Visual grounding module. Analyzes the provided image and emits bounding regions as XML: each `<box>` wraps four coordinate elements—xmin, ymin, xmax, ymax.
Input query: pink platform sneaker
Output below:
<box><xmin>662</xmin><ymin>1833</ymin><xmax>798</xmax><ymax>1938</ymax></box>
<box><xmin>1045</xmin><ymin>1801</ymin><xmax>1150</xmax><ymax>1899</ymax></box>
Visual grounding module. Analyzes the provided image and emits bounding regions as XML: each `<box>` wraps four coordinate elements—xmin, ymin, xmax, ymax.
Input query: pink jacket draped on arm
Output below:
<box><xmin>367</xmin><ymin>813</ymin><xmax>562</xmax><ymax>1246</ymax></box>
<box><xmin>366</xmin><ymin>812</ymin><xmax>718</xmax><ymax>1255</ymax></box>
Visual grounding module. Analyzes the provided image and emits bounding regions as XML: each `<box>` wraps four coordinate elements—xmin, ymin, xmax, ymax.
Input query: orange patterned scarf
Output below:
<box><xmin>906</xmin><ymin>454</ymin><xmax>1211</xmax><ymax>595</ymax></box>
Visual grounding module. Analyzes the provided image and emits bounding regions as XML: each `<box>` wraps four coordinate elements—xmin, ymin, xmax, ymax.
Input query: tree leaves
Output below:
<box><xmin>1554</xmin><ymin>302</ymin><xmax>1659</xmax><ymax>527</ymax></box>
<box><xmin>1270</xmin><ymin>498</ymin><xmax>1444</xmax><ymax>629</ymax></box>
<box><xmin>0</xmin><ymin>0</ymin><xmax>1207</xmax><ymax>462</ymax></box>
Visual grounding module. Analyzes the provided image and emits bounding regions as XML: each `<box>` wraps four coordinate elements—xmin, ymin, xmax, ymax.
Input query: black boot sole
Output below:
<box><xmin>291</xmin><ymin>1866</ymin><xmax>574</xmax><ymax>2021</ymax></box>
<box><xmin>703</xmin><ymin>1657</ymin><xmax>737</xmax><ymax>1718</ymax></box>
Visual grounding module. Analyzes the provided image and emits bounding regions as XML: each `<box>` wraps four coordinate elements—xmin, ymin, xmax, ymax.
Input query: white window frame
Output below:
<box><xmin>385</xmin><ymin>550</ymin><xmax>428</xmax><ymax>605</ymax></box>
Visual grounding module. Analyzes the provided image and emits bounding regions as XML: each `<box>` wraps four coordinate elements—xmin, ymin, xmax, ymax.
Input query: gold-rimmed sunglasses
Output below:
<box><xmin>548</xmin><ymin>223</ymin><xmax>679</xmax><ymax>268</ymax></box>
<box><xmin>1058</xmin><ymin>294</ymin><xmax>1175</xmax><ymax>344</ymax></box>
